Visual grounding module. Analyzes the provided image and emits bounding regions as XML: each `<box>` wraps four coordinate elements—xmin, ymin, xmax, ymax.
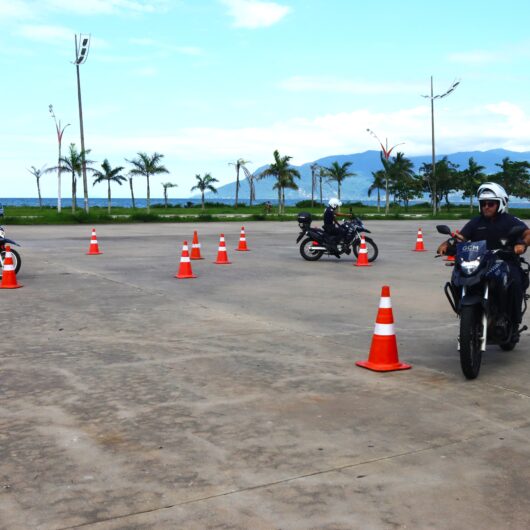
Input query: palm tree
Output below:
<box><xmin>368</xmin><ymin>170</ymin><xmax>385</xmax><ymax>212</ymax></box>
<box><xmin>27</xmin><ymin>165</ymin><xmax>46</xmax><ymax>208</ymax></box>
<box><xmin>459</xmin><ymin>157</ymin><xmax>486</xmax><ymax>212</ymax></box>
<box><xmin>128</xmin><ymin>175</ymin><xmax>136</xmax><ymax>209</ymax></box>
<box><xmin>161</xmin><ymin>182</ymin><xmax>178</xmax><ymax>208</ymax></box>
<box><xmin>92</xmin><ymin>159</ymin><xmax>126</xmax><ymax>214</ymax></box>
<box><xmin>46</xmin><ymin>143</ymin><xmax>93</xmax><ymax>212</ymax></box>
<box><xmin>381</xmin><ymin>152</ymin><xmax>415</xmax><ymax>214</ymax></box>
<box><xmin>242</xmin><ymin>166</ymin><xmax>256</xmax><ymax>206</ymax></box>
<box><xmin>310</xmin><ymin>163</ymin><xmax>319</xmax><ymax>206</ymax></box>
<box><xmin>191</xmin><ymin>173</ymin><xmax>219</xmax><ymax>209</ymax></box>
<box><xmin>323</xmin><ymin>161</ymin><xmax>355</xmax><ymax>200</ymax></box>
<box><xmin>228</xmin><ymin>158</ymin><xmax>250</xmax><ymax>208</ymax></box>
<box><xmin>260</xmin><ymin>150</ymin><xmax>301</xmax><ymax>214</ymax></box>
<box><xmin>126</xmin><ymin>152</ymin><xmax>169</xmax><ymax>213</ymax></box>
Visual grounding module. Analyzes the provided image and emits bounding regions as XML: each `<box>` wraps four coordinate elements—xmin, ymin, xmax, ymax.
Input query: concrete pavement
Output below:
<box><xmin>1</xmin><ymin>220</ymin><xmax>530</xmax><ymax>529</ymax></box>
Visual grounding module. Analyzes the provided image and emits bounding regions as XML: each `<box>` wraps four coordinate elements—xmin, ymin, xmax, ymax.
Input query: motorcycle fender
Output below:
<box><xmin>296</xmin><ymin>232</ymin><xmax>306</xmax><ymax>244</ymax></box>
<box><xmin>460</xmin><ymin>294</ymin><xmax>483</xmax><ymax>307</ymax></box>
<box><xmin>360</xmin><ymin>228</ymin><xmax>371</xmax><ymax>233</ymax></box>
<box><xmin>1</xmin><ymin>238</ymin><xmax>19</xmax><ymax>246</ymax></box>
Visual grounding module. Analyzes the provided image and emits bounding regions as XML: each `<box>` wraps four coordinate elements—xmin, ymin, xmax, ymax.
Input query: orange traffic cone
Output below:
<box><xmin>413</xmin><ymin>227</ymin><xmax>427</xmax><ymax>252</ymax></box>
<box><xmin>0</xmin><ymin>245</ymin><xmax>22</xmax><ymax>289</ymax></box>
<box><xmin>356</xmin><ymin>285</ymin><xmax>411</xmax><ymax>372</ymax></box>
<box><xmin>86</xmin><ymin>228</ymin><xmax>103</xmax><ymax>255</ymax></box>
<box><xmin>175</xmin><ymin>241</ymin><xmax>197</xmax><ymax>279</ymax></box>
<box><xmin>354</xmin><ymin>234</ymin><xmax>371</xmax><ymax>267</ymax></box>
<box><xmin>190</xmin><ymin>231</ymin><xmax>204</xmax><ymax>260</ymax></box>
<box><xmin>235</xmin><ymin>226</ymin><xmax>249</xmax><ymax>251</ymax></box>
<box><xmin>214</xmin><ymin>234</ymin><xmax>232</xmax><ymax>264</ymax></box>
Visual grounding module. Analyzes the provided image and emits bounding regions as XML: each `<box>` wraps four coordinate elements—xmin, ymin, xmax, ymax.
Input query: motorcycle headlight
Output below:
<box><xmin>460</xmin><ymin>258</ymin><xmax>481</xmax><ymax>275</ymax></box>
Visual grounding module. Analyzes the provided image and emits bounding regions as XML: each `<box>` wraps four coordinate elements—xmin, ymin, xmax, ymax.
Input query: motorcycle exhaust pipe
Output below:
<box><xmin>310</xmin><ymin>246</ymin><xmax>327</xmax><ymax>251</ymax></box>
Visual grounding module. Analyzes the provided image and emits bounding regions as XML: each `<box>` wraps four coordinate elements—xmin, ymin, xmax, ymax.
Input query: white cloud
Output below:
<box><xmin>129</xmin><ymin>37</ymin><xmax>202</xmax><ymax>56</ymax></box>
<box><xmin>448</xmin><ymin>50</ymin><xmax>502</xmax><ymax>65</ymax></box>
<box><xmin>279</xmin><ymin>76</ymin><xmax>426</xmax><ymax>95</ymax></box>
<box><xmin>16</xmin><ymin>24</ymin><xmax>73</xmax><ymax>44</ymax></box>
<box><xmin>44</xmin><ymin>0</ymin><xmax>168</xmax><ymax>15</ymax></box>
<box><xmin>220</xmin><ymin>0</ymin><xmax>291</xmax><ymax>28</ymax></box>
<box><xmin>0</xmin><ymin>0</ymin><xmax>33</xmax><ymax>20</ymax></box>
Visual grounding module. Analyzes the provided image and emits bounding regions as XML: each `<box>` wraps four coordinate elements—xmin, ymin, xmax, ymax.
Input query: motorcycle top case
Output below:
<box><xmin>297</xmin><ymin>212</ymin><xmax>312</xmax><ymax>225</ymax></box>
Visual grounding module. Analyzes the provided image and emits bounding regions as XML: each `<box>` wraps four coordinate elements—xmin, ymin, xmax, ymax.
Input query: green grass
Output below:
<box><xmin>2</xmin><ymin>203</ymin><xmax>529</xmax><ymax>225</ymax></box>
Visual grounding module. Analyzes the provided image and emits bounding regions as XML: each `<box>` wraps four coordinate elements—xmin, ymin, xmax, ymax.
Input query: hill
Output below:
<box><xmin>206</xmin><ymin>149</ymin><xmax>530</xmax><ymax>202</ymax></box>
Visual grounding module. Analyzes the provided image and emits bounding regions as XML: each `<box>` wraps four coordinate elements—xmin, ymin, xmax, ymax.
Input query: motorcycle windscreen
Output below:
<box><xmin>457</xmin><ymin>240</ymin><xmax>487</xmax><ymax>261</ymax></box>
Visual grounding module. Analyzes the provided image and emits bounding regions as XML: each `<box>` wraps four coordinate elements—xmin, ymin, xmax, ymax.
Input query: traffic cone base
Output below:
<box><xmin>176</xmin><ymin>241</ymin><xmax>197</xmax><ymax>279</ymax></box>
<box><xmin>235</xmin><ymin>226</ymin><xmax>250</xmax><ymax>251</ymax></box>
<box><xmin>354</xmin><ymin>235</ymin><xmax>371</xmax><ymax>267</ymax></box>
<box><xmin>87</xmin><ymin>228</ymin><xmax>103</xmax><ymax>255</ymax></box>
<box><xmin>356</xmin><ymin>285</ymin><xmax>411</xmax><ymax>372</ymax></box>
<box><xmin>190</xmin><ymin>231</ymin><xmax>204</xmax><ymax>260</ymax></box>
<box><xmin>215</xmin><ymin>234</ymin><xmax>232</xmax><ymax>264</ymax></box>
<box><xmin>1</xmin><ymin>245</ymin><xmax>22</xmax><ymax>289</ymax></box>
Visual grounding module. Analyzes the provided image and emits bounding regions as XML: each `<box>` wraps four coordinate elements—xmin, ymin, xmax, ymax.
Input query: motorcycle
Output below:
<box><xmin>436</xmin><ymin>224</ymin><xmax>529</xmax><ymax>379</ymax></box>
<box><xmin>296</xmin><ymin>211</ymin><xmax>378</xmax><ymax>262</ymax></box>
<box><xmin>0</xmin><ymin>226</ymin><xmax>21</xmax><ymax>278</ymax></box>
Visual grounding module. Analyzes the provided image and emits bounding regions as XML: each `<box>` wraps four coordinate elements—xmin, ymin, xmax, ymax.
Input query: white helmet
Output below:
<box><xmin>328</xmin><ymin>198</ymin><xmax>342</xmax><ymax>209</ymax></box>
<box><xmin>477</xmin><ymin>182</ymin><xmax>508</xmax><ymax>214</ymax></box>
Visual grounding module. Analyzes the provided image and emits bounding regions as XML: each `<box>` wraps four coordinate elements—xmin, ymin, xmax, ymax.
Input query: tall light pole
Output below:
<box><xmin>49</xmin><ymin>105</ymin><xmax>70</xmax><ymax>214</ymax></box>
<box><xmin>366</xmin><ymin>128</ymin><xmax>404</xmax><ymax>215</ymax></box>
<box><xmin>421</xmin><ymin>77</ymin><xmax>460</xmax><ymax>215</ymax></box>
<box><xmin>74</xmin><ymin>34</ymin><xmax>91</xmax><ymax>213</ymax></box>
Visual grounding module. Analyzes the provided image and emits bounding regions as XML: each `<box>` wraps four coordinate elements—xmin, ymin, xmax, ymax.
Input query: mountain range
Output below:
<box><xmin>205</xmin><ymin>149</ymin><xmax>530</xmax><ymax>202</ymax></box>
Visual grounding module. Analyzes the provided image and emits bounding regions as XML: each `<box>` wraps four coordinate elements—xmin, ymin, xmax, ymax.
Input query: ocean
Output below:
<box><xmin>0</xmin><ymin>197</ymin><xmax>528</xmax><ymax>209</ymax></box>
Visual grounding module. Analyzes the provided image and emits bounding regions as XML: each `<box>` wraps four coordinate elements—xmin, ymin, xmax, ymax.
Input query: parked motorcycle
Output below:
<box><xmin>437</xmin><ymin>224</ymin><xmax>529</xmax><ymax>379</ymax></box>
<box><xmin>0</xmin><ymin>226</ymin><xmax>21</xmax><ymax>278</ymax></box>
<box><xmin>296</xmin><ymin>212</ymin><xmax>378</xmax><ymax>262</ymax></box>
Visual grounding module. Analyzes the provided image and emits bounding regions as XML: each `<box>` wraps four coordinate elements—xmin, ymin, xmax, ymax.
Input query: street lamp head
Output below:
<box><xmin>75</xmin><ymin>34</ymin><xmax>91</xmax><ymax>65</ymax></box>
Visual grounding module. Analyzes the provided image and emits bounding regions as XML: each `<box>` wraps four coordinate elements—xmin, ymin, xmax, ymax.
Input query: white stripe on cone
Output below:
<box><xmin>181</xmin><ymin>256</ymin><xmax>190</xmax><ymax>263</ymax></box>
<box><xmin>373</xmin><ymin>322</ymin><xmax>395</xmax><ymax>336</ymax></box>
<box><xmin>379</xmin><ymin>297</ymin><xmax>392</xmax><ymax>308</ymax></box>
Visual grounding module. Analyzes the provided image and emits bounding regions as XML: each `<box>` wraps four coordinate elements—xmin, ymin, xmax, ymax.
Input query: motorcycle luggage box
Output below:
<box><xmin>298</xmin><ymin>212</ymin><xmax>312</xmax><ymax>225</ymax></box>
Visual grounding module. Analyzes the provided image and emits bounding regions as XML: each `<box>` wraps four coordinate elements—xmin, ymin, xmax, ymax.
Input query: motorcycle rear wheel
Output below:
<box><xmin>0</xmin><ymin>248</ymin><xmax>21</xmax><ymax>278</ymax></box>
<box><xmin>300</xmin><ymin>238</ymin><xmax>324</xmax><ymax>261</ymax></box>
<box><xmin>459</xmin><ymin>305</ymin><xmax>483</xmax><ymax>379</ymax></box>
<box><xmin>352</xmin><ymin>236</ymin><xmax>379</xmax><ymax>262</ymax></box>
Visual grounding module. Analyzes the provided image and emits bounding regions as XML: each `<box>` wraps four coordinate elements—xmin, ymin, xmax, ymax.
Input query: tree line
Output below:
<box><xmin>28</xmin><ymin>146</ymin><xmax>530</xmax><ymax>214</ymax></box>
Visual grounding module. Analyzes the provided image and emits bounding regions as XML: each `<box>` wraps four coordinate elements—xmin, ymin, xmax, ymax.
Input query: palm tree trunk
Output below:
<box><xmin>385</xmin><ymin>176</ymin><xmax>390</xmax><ymax>216</ymax></box>
<box><xmin>146</xmin><ymin>175</ymin><xmax>151</xmax><ymax>213</ymax></box>
<box><xmin>37</xmin><ymin>179</ymin><xmax>42</xmax><ymax>208</ymax></box>
<box><xmin>164</xmin><ymin>188</ymin><xmax>168</xmax><ymax>208</ymax></box>
<box><xmin>129</xmin><ymin>178</ymin><xmax>136</xmax><ymax>209</ymax></box>
<box><xmin>377</xmin><ymin>188</ymin><xmax>380</xmax><ymax>212</ymax></box>
<box><xmin>319</xmin><ymin>176</ymin><xmax>323</xmax><ymax>205</ymax></box>
<box><xmin>235</xmin><ymin>166</ymin><xmax>240</xmax><ymax>209</ymax></box>
<box><xmin>108</xmin><ymin>180</ymin><xmax>112</xmax><ymax>214</ymax></box>
<box><xmin>469</xmin><ymin>195</ymin><xmax>473</xmax><ymax>212</ymax></box>
<box><xmin>337</xmin><ymin>181</ymin><xmax>341</xmax><ymax>201</ymax></box>
<box><xmin>72</xmin><ymin>172</ymin><xmax>76</xmax><ymax>213</ymax></box>
<box><xmin>201</xmin><ymin>192</ymin><xmax>205</xmax><ymax>209</ymax></box>
<box><xmin>277</xmin><ymin>184</ymin><xmax>281</xmax><ymax>215</ymax></box>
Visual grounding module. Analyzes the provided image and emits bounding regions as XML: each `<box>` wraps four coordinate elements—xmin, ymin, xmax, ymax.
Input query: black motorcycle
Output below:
<box><xmin>437</xmin><ymin>224</ymin><xmax>529</xmax><ymax>379</ymax></box>
<box><xmin>296</xmin><ymin>212</ymin><xmax>378</xmax><ymax>262</ymax></box>
<box><xmin>0</xmin><ymin>225</ymin><xmax>21</xmax><ymax>278</ymax></box>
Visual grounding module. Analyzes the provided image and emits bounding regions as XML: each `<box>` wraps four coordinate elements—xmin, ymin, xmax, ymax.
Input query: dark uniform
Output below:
<box><xmin>323</xmin><ymin>206</ymin><xmax>345</xmax><ymax>241</ymax></box>
<box><xmin>459</xmin><ymin>212</ymin><xmax>529</xmax><ymax>324</ymax></box>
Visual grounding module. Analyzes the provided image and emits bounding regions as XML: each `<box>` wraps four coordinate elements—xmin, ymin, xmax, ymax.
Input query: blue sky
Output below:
<box><xmin>2</xmin><ymin>0</ymin><xmax>530</xmax><ymax>199</ymax></box>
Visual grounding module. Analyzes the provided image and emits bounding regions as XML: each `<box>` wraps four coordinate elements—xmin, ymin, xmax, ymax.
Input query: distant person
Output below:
<box><xmin>323</xmin><ymin>198</ymin><xmax>349</xmax><ymax>256</ymax></box>
<box><xmin>0</xmin><ymin>202</ymin><xmax>4</xmax><ymax>218</ymax></box>
<box><xmin>264</xmin><ymin>201</ymin><xmax>272</xmax><ymax>214</ymax></box>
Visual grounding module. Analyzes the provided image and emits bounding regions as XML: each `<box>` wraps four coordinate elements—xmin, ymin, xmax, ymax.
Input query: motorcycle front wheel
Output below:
<box><xmin>300</xmin><ymin>238</ymin><xmax>324</xmax><ymax>261</ymax></box>
<box><xmin>459</xmin><ymin>305</ymin><xmax>483</xmax><ymax>379</ymax></box>
<box><xmin>352</xmin><ymin>236</ymin><xmax>379</xmax><ymax>262</ymax></box>
<box><xmin>0</xmin><ymin>248</ymin><xmax>21</xmax><ymax>278</ymax></box>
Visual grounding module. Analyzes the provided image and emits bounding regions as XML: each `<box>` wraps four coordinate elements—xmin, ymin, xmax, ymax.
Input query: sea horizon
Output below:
<box><xmin>0</xmin><ymin>197</ymin><xmax>529</xmax><ymax>209</ymax></box>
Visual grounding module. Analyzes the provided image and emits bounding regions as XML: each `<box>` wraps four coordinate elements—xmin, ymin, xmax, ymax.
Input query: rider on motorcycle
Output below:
<box><xmin>323</xmin><ymin>198</ymin><xmax>350</xmax><ymax>257</ymax></box>
<box><xmin>437</xmin><ymin>182</ymin><xmax>530</xmax><ymax>327</ymax></box>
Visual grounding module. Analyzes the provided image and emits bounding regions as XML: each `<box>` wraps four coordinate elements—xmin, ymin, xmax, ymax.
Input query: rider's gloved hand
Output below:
<box><xmin>437</xmin><ymin>241</ymin><xmax>449</xmax><ymax>255</ymax></box>
<box><xmin>515</xmin><ymin>244</ymin><xmax>527</xmax><ymax>255</ymax></box>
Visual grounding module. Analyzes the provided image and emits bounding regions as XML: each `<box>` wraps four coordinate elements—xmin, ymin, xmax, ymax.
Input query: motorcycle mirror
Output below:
<box><xmin>436</xmin><ymin>225</ymin><xmax>452</xmax><ymax>235</ymax></box>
